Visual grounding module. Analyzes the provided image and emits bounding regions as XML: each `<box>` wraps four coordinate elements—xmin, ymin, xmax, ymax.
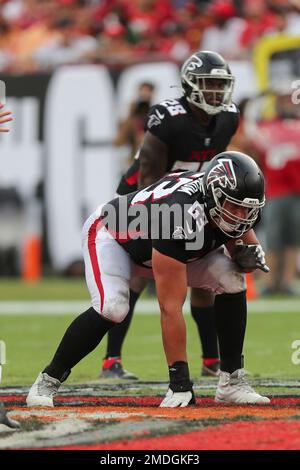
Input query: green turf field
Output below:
<box><xmin>1</xmin><ymin>278</ymin><xmax>300</xmax><ymax>386</ymax></box>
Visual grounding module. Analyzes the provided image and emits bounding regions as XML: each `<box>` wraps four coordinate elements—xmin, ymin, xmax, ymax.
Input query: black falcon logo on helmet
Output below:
<box><xmin>206</xmin><ymin>158</ymin><xmax>237</xmax><ymax>190</ymax></box>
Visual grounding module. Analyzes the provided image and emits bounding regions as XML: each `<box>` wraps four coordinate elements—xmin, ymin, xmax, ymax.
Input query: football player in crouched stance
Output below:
<box><xmin>27</xmin><ymin>151</ymin><xmax>270</xmax><ymax>408</ymax></box>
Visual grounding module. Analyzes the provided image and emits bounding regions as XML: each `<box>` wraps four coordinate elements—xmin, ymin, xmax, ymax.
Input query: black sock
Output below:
<box><xmin>105</xmin><ymin>289</ymin><xmax>140</xmax><ymax>358</ymax></box>
<box><xmin>44</xmin><ymin>307</ymin><xmax>115</xmax><ymax>381</ymax></box>
<box><xmin>214</xmin><ymin>291</ymin><xmax>247</xmax><ymax>373</ymax></box>
<box><xmin>190</xmin><ymin>305</ymin><xmax>219</xmax><ymax>360</ymax></box>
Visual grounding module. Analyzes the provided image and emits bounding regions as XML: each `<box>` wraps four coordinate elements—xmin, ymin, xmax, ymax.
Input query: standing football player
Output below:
<box><xmin>26</xmin><ymin>151</ymin><xmax>270</xmax><ymax>408</ymax></box>
<box><xmin>101</xmin><ymin>51</ymin><xmax>242</xmax><ymax>380</ymax></box>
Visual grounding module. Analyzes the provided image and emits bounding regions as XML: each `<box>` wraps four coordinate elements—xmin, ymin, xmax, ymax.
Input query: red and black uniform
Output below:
<box><xmin>116</xmin><ymin>96</ymin><xmax>239</xmax><ymax>195</ymax></box>
<box><xmin>103</xmin><ymin>171</ymin><xmax>229</xmax><ymax>267</ymax></box>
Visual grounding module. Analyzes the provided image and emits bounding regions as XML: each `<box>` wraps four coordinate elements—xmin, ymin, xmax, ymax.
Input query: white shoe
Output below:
<box><xmin>26</xmin><ymin>372</ymin><xmax>61</xmax><ymax>407</ymax></box>
<box><xmin>215</xmin><ymin>369</ymin><xmax>270</xmax><ymax>405</ymax></box>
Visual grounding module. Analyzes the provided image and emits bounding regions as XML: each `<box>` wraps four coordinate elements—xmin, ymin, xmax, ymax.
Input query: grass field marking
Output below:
<box><xmin>2</xmin><ymin>398</ymin><xmax>300</xmax><ymax>450</ymax></box>
<box><xmin>0</xmin><ymin>299</ymin><xmax>298</xmax><ymax>315</ymax></box>
<box><xmin>1</xmin><ymin>380</ymin><xmax>300</xmax><ymax>396</ymax></box>
<box><xmin>8</xmin><ymin>403</ymin><xmax>300</xmax><ymax>422</ymax></box>
<box><xmin>0</xmin><ymin>299</ymin><xmax>299</xmax><ymax>315</ymax></box>
<box><xmin>0</xmin><ymin>301</ymin><xmax>89</xmax><ymax>315</ymax></box>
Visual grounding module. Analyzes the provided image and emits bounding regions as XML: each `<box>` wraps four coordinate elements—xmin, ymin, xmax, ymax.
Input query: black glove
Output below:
<box><xmin>160</xmin><ymin>361</ymin><xmax>195</xmax><ymax>408</ymax></box>
<box><xmin>233</xmin><ymin>242</ymin><xmax>270</xmax><ymax>273</ymax></box>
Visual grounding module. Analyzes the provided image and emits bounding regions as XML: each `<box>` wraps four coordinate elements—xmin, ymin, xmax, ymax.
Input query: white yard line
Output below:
<box><xmin>0</xmin><ymin>299</ymin><xmax>299</xmax><ymax>315</ymax></box>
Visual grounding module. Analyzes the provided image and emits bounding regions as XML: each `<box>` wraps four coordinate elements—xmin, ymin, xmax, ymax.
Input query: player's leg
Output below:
<box><xmin>101</xmin><ymin>276</ymin><xmax>148</xmax><ymax>379</ymax></box>
<box><xmin>187</xmin><ymin>249</ymin><xmax>270</xmax><ymax>404</ymax></box>
<box><xmin>213</xmin><ymin>256</ymin><xmax>269</xmax><ymax>404</ymax></box>
<box><xmin>190</xmin><ymin>288</ymin><xmax>219</xmax><ymax>377</ymax></box>
<box><xmin>27</xmin><ymin>223</ymin><xmax>132</xmax><ymax>407</ymax></box>
<box><xmin>26</xmin><ymin>307</ymin><xmax>117</xmax><ymax>407</ymax></box>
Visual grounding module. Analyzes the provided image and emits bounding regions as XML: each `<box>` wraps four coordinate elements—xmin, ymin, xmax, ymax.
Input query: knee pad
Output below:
<box><xmin>101</xmin><ymin>293</ymin><xmax>130</xmax><ymax>323</ymax></box>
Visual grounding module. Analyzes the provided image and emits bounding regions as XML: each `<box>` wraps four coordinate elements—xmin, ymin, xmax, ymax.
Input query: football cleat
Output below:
<box><xmin>26</xmin><ymin>372</ymin><xmax>61</xmax><ymax>407</ymax></box>
<box><xmin>201</xmin><ymin>360</ymin><xmax>220</xmax><ymax>377</ymax></box>
<box><xmin>100</xmin><ymin>357</ymin><xmax>138</xmax><ymax>380</ymax></box>
<box><xmin>215</xmin><ymin>369</ymin><xmax>270</xmax><ymax>404</ymax></box>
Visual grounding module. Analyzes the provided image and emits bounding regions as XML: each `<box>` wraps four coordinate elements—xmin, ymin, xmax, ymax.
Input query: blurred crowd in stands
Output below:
<box><xmin>0</xmin><ymin>0</ymin><xmax>300</xmax><ymax>72</ymax></box>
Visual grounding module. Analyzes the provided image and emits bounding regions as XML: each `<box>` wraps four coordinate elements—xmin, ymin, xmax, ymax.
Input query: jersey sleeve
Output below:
<box><xmin>152</xmin><ymin>238</ymin><xmax>189</xmax><ymax>263</ymax></box>
<box><xmin>145</xmin><ymin>103</ymin><xmax>173</xmax><ymax>144</ymax></box>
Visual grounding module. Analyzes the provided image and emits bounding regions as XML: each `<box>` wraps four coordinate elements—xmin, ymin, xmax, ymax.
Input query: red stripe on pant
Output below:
<box><xmin>88</xmin><ymin>217</ymin><xmax>105</xmax><ymax>313</ymax></box>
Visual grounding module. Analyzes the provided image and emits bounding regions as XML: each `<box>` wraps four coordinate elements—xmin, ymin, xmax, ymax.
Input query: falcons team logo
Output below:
<box><xmin>206</xmin><ymin>159</ymin><xmax>237</xmax><ymax>189</ymax></box>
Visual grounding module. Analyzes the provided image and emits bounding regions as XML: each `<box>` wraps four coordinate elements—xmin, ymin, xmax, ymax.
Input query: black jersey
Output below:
<box><xmin>116</xmin><ymin>96</ymin><xmax>239</xmax><ymax>195</ymax></box>
<box><xmin>100</xmin><ymin>171</ymin><xmax>229</xmax><ymax>267</ymax></box>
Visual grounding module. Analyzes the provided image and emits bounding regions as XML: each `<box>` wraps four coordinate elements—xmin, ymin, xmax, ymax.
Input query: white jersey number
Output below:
<box><xmin>131</xmin><ymin>177</ymin><xmax>192</xmax><ymax>205</ymax></box>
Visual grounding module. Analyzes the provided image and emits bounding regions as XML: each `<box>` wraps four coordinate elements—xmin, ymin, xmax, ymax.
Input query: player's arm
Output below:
<box><xmin>152</xmin><ymin>248</ymin><xmax>194</xmax><ymax>407</ymax></box>
<box><xmin>0</xmin><ymin>103</ymin><xmax>13</xmax><ymax>132</ymax></box>
<box><xmin>226</xmin><ymin>229</ymin><xmax>269</xmax><ymax>273</ymax></box>
<box><xmin>138</xmin><ymin>131</ymin><xmax>168</xmax><ymax>188</ymax></box>
<box><xmin>152</xmin><ymin>248</ymin><xmax>188</xmax><ymax>364</ymax></box>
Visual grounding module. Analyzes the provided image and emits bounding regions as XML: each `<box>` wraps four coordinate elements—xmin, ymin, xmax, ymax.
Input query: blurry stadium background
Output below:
<box><xmin>0</xmin><ymin>0</ymin><xmax>300</xmax><ymax>389</ymax></box>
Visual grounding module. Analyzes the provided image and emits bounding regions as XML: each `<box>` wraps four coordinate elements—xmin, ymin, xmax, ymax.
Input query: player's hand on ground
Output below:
<box><xmin>160</xmin><ymin>388</ymin><xmax>195</xmax><ymax>408</ymax></box>
<box><xmin>233</xmin><ymin>243</ymin><xmax>270</xmax><ymax>273</ymax></box>
<box><xmin>0</xmin><ymin>103</ymin><xmax>13</xmax><ymax>132</ymax></box>
<box><xmin>160</xmin><ymin>361</ymin><xmax>196</xmax><ymax>407</ymax></box>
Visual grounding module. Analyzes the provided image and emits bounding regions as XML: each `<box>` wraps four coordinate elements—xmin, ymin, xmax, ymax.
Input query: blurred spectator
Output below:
<box><xmin>114</xmin><ymin>81</ymin><xmax>155</xmax><ymax>164</ymax></box>
<box><xmin>157</xmin><ymin>23</ymin><xmax>191</xmax><ymax>61</ymax></box>
<box><xmin>3</xmin><ymin>2</ymin><xmax>62</xmax><ymax>73</ymax></box>
<box><xmin>200</xmin><ymin>1</ymin><xmax>245</xmax><ymax>59</ymax></box>
<box><xmin>125</xmin><ymin>0</ymin><xmax>176</xmax><ymax>41</ymax></box>
<box><xmin>176</xmin><ymin>2</ymin><xmax>205</xmax><ymax>51</ymax></box>
<box><xmin>247</xmin><ymin>85</ymin><xmax>300</xmax><ymax>295</ymax></box>
<box><xmin>0</xmin><ymin>0</ymin><xmax>299</xmax><ymax>71</ymax></box>
<box><xmin>239</xmin><ymin>0</ymin><xmax>277</xmax><ymax>56</ymax></box>
<box><xmin>1</xmin><ymin>0</ymin><xmax>25</xmax><ymax>24</ymax></box>
<box><xmin>267</xmin><ymin>0</ymin><xmax>300</xmax><ymax>35</ymax></box>
<box><xmin>33</xmin><ymin>16</ymin><xmax>98</xmax><ymax>69</ymax></box>
<box><xmin>89</xmin><ymin>26</ymin><xmax>137</xmax><ymax>66</ymax></box>
<box><xmin>0</xmin><ymin>15</ymin><xmax>14</xmax><ymax>70</ymax></box>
